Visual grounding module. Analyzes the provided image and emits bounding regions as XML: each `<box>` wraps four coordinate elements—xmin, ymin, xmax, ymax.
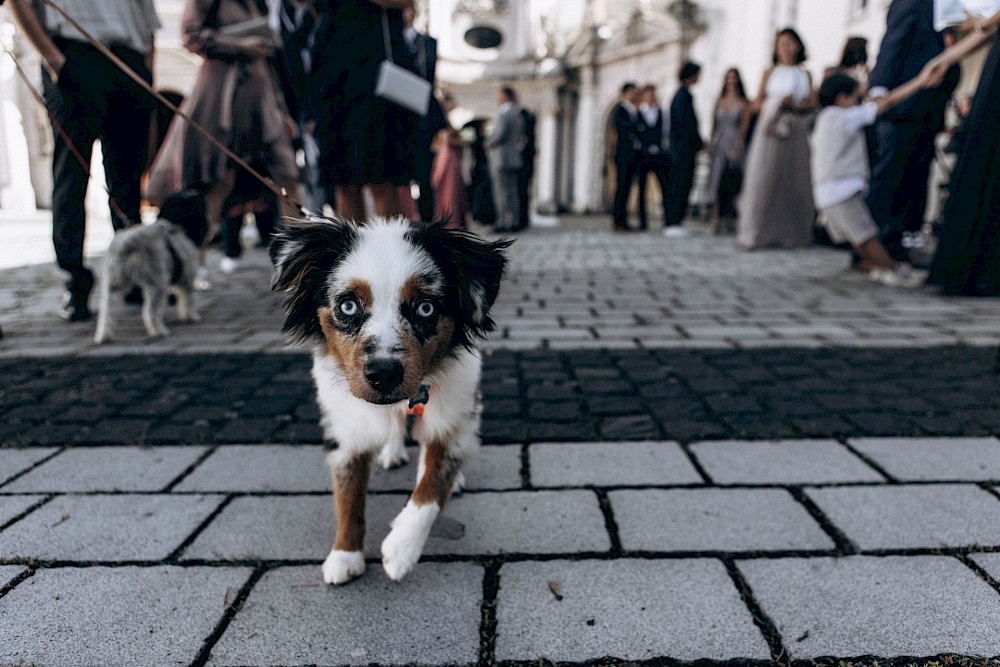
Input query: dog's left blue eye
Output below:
<box><xmin>340</xmin><ymin>299</ymin><xmax>359</xmax><ymax>316</ymax></box>
<box><xmin>416</xmin><ymin>301</ymin><xmax>435</xmax><ymax>317</ymax></box>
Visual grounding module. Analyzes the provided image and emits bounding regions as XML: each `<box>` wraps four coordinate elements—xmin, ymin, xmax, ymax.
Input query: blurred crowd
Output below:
<box><xmin>609</xmin><ymin>0</ymin><xmax>1000</xmax><ymax>295</ymax></box>
<box><xmin>3</xmin><ymin>0</ymin><xmax>999</xmax><ymax>330</ymax></box>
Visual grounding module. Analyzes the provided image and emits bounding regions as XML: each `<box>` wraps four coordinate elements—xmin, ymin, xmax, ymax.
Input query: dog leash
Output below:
<box><xmin>31</xmin><ymin>0</ymin><xmax>307</xmax><ymax>216</ymax></box>
<box><xmin>5</xmin><ymin>46</ymin><xmax>133</xmax><ymax>228</ymax></box>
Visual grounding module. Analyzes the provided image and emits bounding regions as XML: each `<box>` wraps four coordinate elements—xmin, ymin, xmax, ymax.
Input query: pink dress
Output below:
<box><xmin>431</xmin><ymin>129</ymin><xmax>469</xmax><ymax>229</ymax></box>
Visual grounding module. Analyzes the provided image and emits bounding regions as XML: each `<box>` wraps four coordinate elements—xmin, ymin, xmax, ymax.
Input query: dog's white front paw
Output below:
<box><xmin>322</xmin><ymin>549</ymin><xmax>366</xmax><ymax>585</ymax></box>
<box><xmin>381</xmin><ymin>501</ymin><xmax>438</xmax><ymax>581</ymax></box>
<box><xmin>377</xmin><ymin>441</ymin><xmax>409</xmax><ymax>470</ymax></box>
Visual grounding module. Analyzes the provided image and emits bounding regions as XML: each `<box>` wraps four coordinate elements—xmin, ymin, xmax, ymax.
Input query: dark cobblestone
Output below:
<box><xmin>0</xmin><ymin>347</ymin><xmax>998</xmax><ymax>445</ymax></box>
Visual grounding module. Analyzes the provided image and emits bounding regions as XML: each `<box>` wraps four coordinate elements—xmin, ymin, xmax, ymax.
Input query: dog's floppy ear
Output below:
<box><xmin>270</xmin><ymin>217</ymin><xmax>359</xmax><ymax>344</ymax></box>
<box><xmin>410</xmin><ymin>221</ymin><xmax>511</xmax><ymax>347</ymax></box>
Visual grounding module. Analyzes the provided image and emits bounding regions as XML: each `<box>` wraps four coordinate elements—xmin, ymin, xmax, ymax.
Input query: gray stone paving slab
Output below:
<box><xmin>495</xmin><ymin>559</ymin><xmax>771</xmax><ymax>662</ymax></box>
<box><xmin>2</xmin><ymin>446</ymin><xmax>208</xmax><ymax>492</ymax></box>
<box><xmin>0</xmin><ymin>447</ymin><xmax>57</xmax><ymax>484</ymax></box>
<box><xmin>0</xmin><ymin>494</ymin><xmax>45</xmax><ymax>526</ymax></box>
<box><xmin>0</xmin><ymin>564</ymin><xmax>25</xmax><ymax>587</ymax></box>
<box><xmin>421</xmin><ymin>490</ymin><xmax>610</xmax><ymax>555</ymax></box>
<box><xmin>610</xmin><ymin>488</ymin><xmax>835</xmax><ymax>552</ymax></box>
<box><xmin>529</xmin><ymin>441</ymin><xmax>703</xmax><ymax>487</ymax></box>
<box><xmin>849</xmin><ymin>437</ymin><xmax>1000</xmax><ymax>481</ymax></box>
<box><xmin>368</xmin><ymin>444</ymin><xmax>523</xmax><ymax>492</ymax></box>
<box><xmin>807</xmin><ymin>484</ymin><xmax>1000</xmax><ymax>550</ymax></box>
<box><xmin>185</xmin><ymin>490</ymin><xmax>609</xmax><ymax>561</ymax></box>
<box><xmin>0</xmin><ymin>494</ymin><xmax>224</xmax><ymax>560</ymax></box>
<box><xmin>183</xmin><ymin>494</ymin><xmax>399</xmax><ymax>561</ymax></box>
<box><xmin>174</xmin><ymin>445</ymin><xmax>330</xmax><ymax>492</ymax></box>
<box><xmin>739</xmin><ymin>556</ymin><xmax>1000</xmax><ymax>659</ymax></box>
<box><xmin>208</xmin><ymin>563</ymin><xmax>482</xmax><ymax>666</ymax></box>
<box><xmin>971</xmin><ymin>553</ymin><xmax>1000</xmax><ymax>581</ymax></box>
<box><xmin>0</xmin><ymin>565</ymin><xmax>251</xmax><ymax>667</ymax></box>
<box><xmin>689</xmin><ymin>439</ymin><xmax>885</xmax><ymax>485</ymax></box>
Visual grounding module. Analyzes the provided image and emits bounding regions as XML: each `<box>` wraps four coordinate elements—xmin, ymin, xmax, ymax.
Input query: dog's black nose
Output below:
<box><xmin>364</xmin><ymin>359</ymin><xmax>405</xmax><ymax>393</ymax></box>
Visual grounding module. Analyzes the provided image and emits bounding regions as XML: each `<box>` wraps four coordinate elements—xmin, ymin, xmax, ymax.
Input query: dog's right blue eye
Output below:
<box><xmin>340</xmin><ymin>300</ymin><xmax>359</xmax><ymax>316</ymax></box>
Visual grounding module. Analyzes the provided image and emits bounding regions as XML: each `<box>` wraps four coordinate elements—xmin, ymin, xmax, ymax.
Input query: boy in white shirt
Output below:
<box><xmin>812</xmin><ymin>71</ymin><xmax>931</xmax><ymax>287</ymax></box>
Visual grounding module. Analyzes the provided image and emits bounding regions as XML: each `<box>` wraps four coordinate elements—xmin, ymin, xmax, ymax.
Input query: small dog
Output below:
<box><xmin>94</xmin><ymin>191</ymin><xmax>207</xmax><ymax>344</ymax></box>
<box><xmin>271</xmin><ymin>216</ymin><xmax>509</xmax><ymax>584</ymax></box>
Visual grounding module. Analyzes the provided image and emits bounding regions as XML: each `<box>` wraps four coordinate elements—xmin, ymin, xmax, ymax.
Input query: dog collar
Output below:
<box><xmin>407</xmin><ymin>384</ymin><xmax>430</xmax><ymax>416</ymax></box>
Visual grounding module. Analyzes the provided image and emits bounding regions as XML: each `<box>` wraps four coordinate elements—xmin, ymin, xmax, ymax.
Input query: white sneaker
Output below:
<box><xmin>663</xmin><ymin>226</ymin><xmax>691</xmax><ymax>238</ymax></box>
<box><xmin>869</xmin><ymin>264</ymin><xmax>927</xmax><ymax>288</ymax></box>
<box><xmin>219</xmin><ymin>256</ymin><xmax>240</xmax><ymax>274</ymax></box>
<box><xmin>195</xmin><ymin>266</ymin><xmax>212</xmax><ymax>291</ymax></box>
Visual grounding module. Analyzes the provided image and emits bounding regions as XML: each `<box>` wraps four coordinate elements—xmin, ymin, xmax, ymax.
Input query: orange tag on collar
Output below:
<box><xmin>407</xmin><ymin>384</ymin><xmax>430</xmax><ymax>416</ymax></box>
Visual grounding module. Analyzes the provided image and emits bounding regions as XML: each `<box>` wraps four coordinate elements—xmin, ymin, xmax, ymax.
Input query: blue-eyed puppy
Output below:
<box><xmin>271</xmin><ymin>217</ymin><xmax>509</xmax><ymax>583</ymax></box>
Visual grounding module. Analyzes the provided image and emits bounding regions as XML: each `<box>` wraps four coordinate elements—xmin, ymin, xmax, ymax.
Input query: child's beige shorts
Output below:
<box><xmin>821</xmin><ymin>193</ymin><xmax>878</xmax><ymax>246</ymax></box>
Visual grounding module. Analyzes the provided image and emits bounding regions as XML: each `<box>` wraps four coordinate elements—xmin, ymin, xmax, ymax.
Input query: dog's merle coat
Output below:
<box><xmin>94</xmin><ymin>191</ymin><xmax>208</xmax><ymax>344</ymax></box>
<box><xmin>271</xmin><ymin>216</ymin><xmax>508</xmax><ymax>583</ymax></box>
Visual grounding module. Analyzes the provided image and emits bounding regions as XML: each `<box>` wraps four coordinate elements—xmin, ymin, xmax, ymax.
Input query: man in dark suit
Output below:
<box><xmin>866</xmin><ymin>0</ymin><xmax>957</xmax><ymax>261</ymax></box>
<box><xmin>403</xmin><ymin>5</ymin><xmax>442</xmax><ymax>222</ymax></box>
<box><xmin>611</xmin><ymin>82</ymin><xmax>642</xmax><ymax>232</ymax></box>
<box><xmin>664</xmin><ymin>62</ymin><xmax>704</xmax><ymax>237</ymax></box>
<box><xmin>488</xmin><ymin>87</ymin><xmax>527</xmax><ymax>232</ymax></box>
<box><xmin>636</xmin><ymin>84</ymin><xmax>670</xmax><ymax>231</ymax></box>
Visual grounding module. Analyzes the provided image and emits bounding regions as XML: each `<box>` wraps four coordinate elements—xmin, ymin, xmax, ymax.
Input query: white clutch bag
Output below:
<box><xmin>220</xmin><ymin>16</ymin><xmax>282</xmax><ymax>48</ymax></box>
<box><xmin>375</xmin><ymin>59</ymin><xmax>432</xmax><ymax>116</ymax></box>
<box><xmin>374</xmin><ymin>10</ymin><xmax>432</xmax><ymax>116</ymax></box>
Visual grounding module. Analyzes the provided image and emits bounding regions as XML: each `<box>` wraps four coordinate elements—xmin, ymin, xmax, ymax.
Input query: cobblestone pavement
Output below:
<box><xmin>1</xmin><ymin>213</ymin><xmax>1000</xmax><ymax>666</ymax></box>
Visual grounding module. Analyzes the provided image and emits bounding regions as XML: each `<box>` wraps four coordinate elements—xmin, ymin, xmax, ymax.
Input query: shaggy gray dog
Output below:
<box><xmin>94</xmin><ymin>192</ymin><xmax>207</xmax><ymax>344</ymax></box>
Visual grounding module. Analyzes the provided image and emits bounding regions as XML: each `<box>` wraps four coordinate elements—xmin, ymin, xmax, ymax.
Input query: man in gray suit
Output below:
<box><xmin>488</xmin><ymin>87</ymin><xmax>526</xmax><ymax>232</ymax></box>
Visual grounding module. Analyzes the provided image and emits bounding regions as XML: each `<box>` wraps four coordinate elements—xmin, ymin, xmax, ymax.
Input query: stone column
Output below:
<box><xmin>572</xmin><ymin>63</ymin><xmax>599</xmax><ymax>213</ymax></box>
<box><xmin>557</xmin><ymin>89</ymin><xmax>574</xmax><ymax>211</ymax></box>
<box><xmin>534</xmin><ymin>88</ymin><xmax>559</xmax><ymax>214</ymax></box>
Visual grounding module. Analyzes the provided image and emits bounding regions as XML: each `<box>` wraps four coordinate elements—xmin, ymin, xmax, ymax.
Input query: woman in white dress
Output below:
<box><xmin>736</xmin><ymin>28</ymin><xmax>817</xmax><ymax>250</ymax></box>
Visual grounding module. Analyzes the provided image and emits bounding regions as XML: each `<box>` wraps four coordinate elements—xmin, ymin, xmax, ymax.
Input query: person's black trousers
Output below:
<box><xmin>612</xmin><ymin>156</ymin><xmax>639</xmax><ymax>230</ymax></box>
<box><xmin>637</xmin><ymin>152</ymin><xmax>670</xmax><ymax>229</ymax></box>
<box><xmin>43</xmin><ymin>39</ymin><xmax>152</xmax><ymax>296</ymax></box>
<box><xmin>414</xmin><ymin>148</ymin><xmax>435</xmax><ymax>222</ymax></box>
<box><xmin>664</xmin><ymin>152</ymin><xmax>697</xmax><ymax>228</ymax></box>
<box><xmin>866</xmin><ymin>117</ymin><xmax>937</xmax><ymax>261</ymax></box>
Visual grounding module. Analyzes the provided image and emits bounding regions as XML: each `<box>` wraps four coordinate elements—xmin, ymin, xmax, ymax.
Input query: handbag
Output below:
<box><xmin>374</xmin><ymin>9</ymin><xmax>432</xmax><ymax>116</ymax></box>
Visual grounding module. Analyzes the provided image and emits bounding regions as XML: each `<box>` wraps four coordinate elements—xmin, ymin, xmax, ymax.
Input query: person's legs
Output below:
<box><xmin>855</xmin><ymin>237</ymin><xmax>896</xmax><ymax>271</ymax></box>
<box><xmin>636</xmin><ymin>156</ymin><xmax>650</xmax><ymax>231</ymax></box>
<box><xmin>665</xmin><ymin>154</ymin><xmax>696</xmax><ymax>228</ymax></box>
<box><xmin>654</xmin><ymin>155</ymin><xmax>671</xmax><ymax>228</ymax></box>
<box><xmin>335</xmin><ymin>184</ymin><xmax>367</xmax><ymax>222</ymax></box>
<box><xmin>867</xmin><ymin>118</ymin><xmax>910</xmax><ymax>261</ymax></box>
<box><xmin>503</xmin><ymin>169</ymin><xmax>522</xmax><ymax>231</ymax></box>
<box><xmin>370</xmin><ymin>182</ymin><xmax>405</xmax><ymax>218</ymax></box>
<box><xmin>612</xmin><ymin>158</ymin><xmax>636</xmax><ymax>230</ymax></box>
<box><xmin>101</xmin><ymin>47</ymin><xmax>152</xmax><ymax>231</ymax></box>
<box><xmin>43</xmin><ymin>59</ymin><xmax>99</xmax><ymax>317</ymax></box>
<box><xmin>414</xmin><ymin>150</ymin><xmax>435</xmax><ymax>222</ymax></box>
<box><xmin>898</xmin><ymin>124</ymin><xmax>937</xmax><ymax>235</ymax></box>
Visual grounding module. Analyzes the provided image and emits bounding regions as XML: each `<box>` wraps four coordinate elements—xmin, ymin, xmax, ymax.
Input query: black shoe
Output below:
<box><xmin>58</xmin><ymin>290</ymin><xmax>92</xmax><ymax>322</ymax></box>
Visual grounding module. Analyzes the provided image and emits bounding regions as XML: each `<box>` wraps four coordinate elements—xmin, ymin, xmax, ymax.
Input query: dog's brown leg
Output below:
<box><xmin>412</xmin><ymin>441</ymin><xmax>461</xmax><ymax>510</ymax></box>
<box><xmin>381</xmin><ymin>440</ymin><xmax>461</xmax><ymax>581</ymax></box>
<box><xmin>322</xmin><ymin>450</ymin><xmax>372</xmax><ymax>585</ymax></box>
